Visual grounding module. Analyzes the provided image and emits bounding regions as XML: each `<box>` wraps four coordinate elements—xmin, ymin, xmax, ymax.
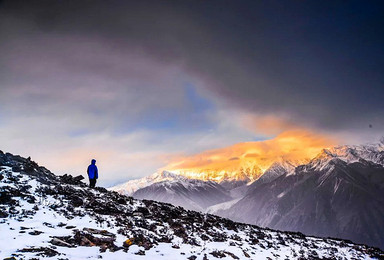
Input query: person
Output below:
<box><xmin>87</xmin><ymin>159</ymin><xmax>98</xmax><ymax>188</ymax></box>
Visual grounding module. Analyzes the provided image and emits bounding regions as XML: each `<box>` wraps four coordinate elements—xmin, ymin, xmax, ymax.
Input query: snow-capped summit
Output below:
<box><xmin>110</xmin><ymin>170</ymin><xmax>186</xmax><ymax>196</ymax></box>
<box><xmin>171</xmin><ymin>163</ymin><xmax>263</xmax><ymax>184</ymax></box>
<box><xmin>328</xmin><ymin>143</ymin><xmax>384</xmax><ymax>165</ymax></box>
<box><xmin>305</xmin><ymin>144</ymin><xmax>384</xmax><ymax>172</ymax></box>
<box><xmin>111</xmin><ymin>171</ymin><xmax>232</xmax><ymax>212</ymax></box>
<box><xmin>258</xmin><ymin>158</ymin><xmax>309</xmax><ymax>182</ymax></box>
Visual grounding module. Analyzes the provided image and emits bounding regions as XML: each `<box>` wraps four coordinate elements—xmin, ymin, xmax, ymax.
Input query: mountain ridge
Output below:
<box><xmin>111</xmin><ymin>143</ymin><xmax>384</xmax><ymax>250</ymax></box>
<box><xmin>2</xmin><ymin>150</ymin><xmax>383</xmax><ymax>259</ymax></box>
<box><xmin>216</xmin><ymin>144</ymin><xmax>384</xmax><ymax>249</ymax></box>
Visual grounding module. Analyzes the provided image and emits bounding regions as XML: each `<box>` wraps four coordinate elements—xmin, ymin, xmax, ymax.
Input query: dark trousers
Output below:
<box><xmin>89</xmin><ymin>178</ymin><xmax>97</xmax><ymax>188</ymax></box>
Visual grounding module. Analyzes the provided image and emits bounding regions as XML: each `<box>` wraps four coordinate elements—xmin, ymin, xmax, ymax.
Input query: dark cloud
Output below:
<box><xmin>1</xmin><ymin>0</ymin><xmax>383</xmax><ymax>135</ymax></box>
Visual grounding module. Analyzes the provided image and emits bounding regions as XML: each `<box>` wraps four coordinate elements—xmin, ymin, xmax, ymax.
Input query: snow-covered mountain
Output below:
<box><xmin>110</xmin><ymin>171</ymin><xmax>186</xmax><ymax>196</ymax></box>
<box><xmin>1</xmin><ymin>150</ymin><xmax>383</xmax><ymax>259</ymax></box>
<box><xmin>110</xmin><ymin>158</ymin><xmax>305</xmax><ymax>211</ymax></box>
<box><xmin>216</xmin><ymin>144</ymin><xmax>384</xmax><ymax>249</ymax></box>
<box><xmin>132</xmin><ymin>177</ymin><xmax>232</xmax><ymax>212</ymax></box>
<box><xmin>111</xmin><ymin>171</ymin><xmax>232</xmax><ymax>211</ymax></box>
<box><xmin>255</xmin><ymin>158</ymin><xmax>308</xmax><ymax>184</ymax></box>
<box><xmin>109</xmin><ymin>159</ymin><xmax>295</xmax><ymax>209</ymax></box>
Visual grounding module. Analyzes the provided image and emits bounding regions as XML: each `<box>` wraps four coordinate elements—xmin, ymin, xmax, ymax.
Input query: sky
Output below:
<box><xmin>0</xmin><ymin>1</ymin><xmax>383</xmax><ymax>186</ymax></box>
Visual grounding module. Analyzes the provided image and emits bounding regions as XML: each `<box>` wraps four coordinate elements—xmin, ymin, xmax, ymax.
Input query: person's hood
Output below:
<box><xmin>91</xmin><ymin>159</ymin><xmax>96</xmax><ymax>165</ymax></box>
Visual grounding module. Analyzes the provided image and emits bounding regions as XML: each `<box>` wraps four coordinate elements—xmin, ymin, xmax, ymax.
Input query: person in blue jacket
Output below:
<box><xmin>87</xmin><ymin>159</ymin><xmax>98</xmax><ymax>188</ymax></box>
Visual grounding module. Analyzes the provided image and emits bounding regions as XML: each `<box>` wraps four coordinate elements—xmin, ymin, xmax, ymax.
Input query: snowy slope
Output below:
<box><xmin>1</xmin><ymin>150</ymin><xmax>383</xmax><ymax>259</ymax></box>
<box><xmin>132</xmin><ymin>179</ymin><xmax>232</xmax><ymax>212</ymax></box>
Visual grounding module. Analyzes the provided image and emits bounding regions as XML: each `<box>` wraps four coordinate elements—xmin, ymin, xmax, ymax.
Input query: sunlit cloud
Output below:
<box><xmin>163</xmin><ymin>129</ymin><xmax>336</xmax><ymax>181</ymax></box>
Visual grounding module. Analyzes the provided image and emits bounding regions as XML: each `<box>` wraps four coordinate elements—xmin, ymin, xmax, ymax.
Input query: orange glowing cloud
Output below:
<box><xmin>162</xmin><ymin>129</ymin><xmax>336</xmax><ymax>182</ymax></box>
<box><xmin>240</xmin><ymin>113</ymin><xmax>298</xmax><ymax>136</ymax></box>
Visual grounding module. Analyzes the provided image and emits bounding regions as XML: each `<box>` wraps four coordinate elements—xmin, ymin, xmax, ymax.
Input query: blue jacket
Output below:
<box><xmin>87</xmin><ymin>159</ymin><xmax>98</xmax><ymax>179</ymax></box>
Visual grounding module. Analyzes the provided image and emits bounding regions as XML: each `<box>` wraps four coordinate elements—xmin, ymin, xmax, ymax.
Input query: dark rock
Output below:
<box><xmin>29</xmin><ymin>230</ymin><xmax>44</xmax><ymax>236</ymax></box>
<box><xmin>70</xmin><ymin>196</ymin><xmax>83</xmax><ymax>207</ymax></box>
<box><xmin>26</xmin><ymin>195</ymin><xmax>36</xmax><ymax>204</ymax></box>
<box><xmin>136</xmin><ymin>206</ymin><xmax>150</xmax><ymax>216</ymax></box>
<box><xmin>50</xmin><ymin>237</ymin><xmax>76</xmax><ymax>248</ymax></box>
<box><xmin>20</xmin><ymin>226</ymin><xmax>30</xmax><ymax>230</ymax></box>
<box><xmin>210</xmin><ymin>250</ymin><xmax>226</xmax><ymax>258</ymax></box>
<box><xmin>72</xmin><ymin>229</ymin><xmax>119</xmax><ymax>252</ymax></box>
<box><xmin>224</xmin><ymin>251</ymin><xmax>240</xmax><ymax>259</ymax></box>
<box><xmin>243</xmin><ymin>250</ymin><xmax>251</xmax><ymax>258</ymax></box>
<box><xmin>18</xmin><ymin>247</ymin><xmax>60</xmax><ymax>257</ymax></box>
<box><xmin>135</xmin><ymin>250</ymin><xmax>145</xmax><ymax>255</ymax></box>
<box><xmin>60</xmin><ymin>174</ymin><xmax>85</xmax><ymax>185</ymax></box>
<box><xmin>83</xmin><ymin>228</ymin><xmax>116</xmax><ymax>237</ymax></box>
<box><xmin>66</xmin><ymin>225</ymin><xmax>77</xmax><ymax>229</ymax></box>
<box><xmin>73</xmin><ymin>175</ymin><xmax>85</xmax><ymax>182</ymax></box>
<box><xmin>0</xmin><ymin>190</ymin><xmax>16</xmax><ymax>205</ymax></box>
<box><xmin>0</xmin><ymin>209</ymin><xmax>8</xmax><ymax>218</ymax></box>
<box><xmin>11</xmin><ymin>166</ymin><xmax>21</xmax><ymax>172</ymax></box>
<box><xmin>43</xmin><ymin>222</ymin><xmax>54</xmax><ymax>228</ymax></box>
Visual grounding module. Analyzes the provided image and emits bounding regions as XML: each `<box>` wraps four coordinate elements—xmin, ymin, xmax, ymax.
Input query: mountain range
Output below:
<box><xmin>2</xmin><ymin>150</ymin><xmax>383</xmax><ymax>259</ymax></box>
<box><xmin>111</xmin><ymin>143</ymin><xmax>384</xmax><ymax>249</ymax></box>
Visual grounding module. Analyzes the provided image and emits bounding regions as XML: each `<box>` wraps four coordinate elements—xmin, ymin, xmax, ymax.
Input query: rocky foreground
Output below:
<box><xmin>0</xmin><ymin>151</ymin><xmax>383</xmax><ymax>259</ymax></box>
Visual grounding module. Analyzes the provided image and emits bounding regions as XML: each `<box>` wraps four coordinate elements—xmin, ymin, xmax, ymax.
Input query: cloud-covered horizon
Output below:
<box><xmin>0</xmin><ymin>1</ymin><xmax>383</xmax><ymax>186</ymax></box>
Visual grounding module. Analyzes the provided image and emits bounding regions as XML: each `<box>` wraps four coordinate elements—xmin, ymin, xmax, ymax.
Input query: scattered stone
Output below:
<box><xmin>20</xmin><ymin>226</ymin><xmax>30</xmax><ymax>230</ymax></box>
<box><xmin>29</xmin><ymin>230</ymin><xmax>44</xmax><ymax>236</ymax></box>
<box><xmin>60</xmin><ymin>174</ymin><xmax>85</xmax><ymax>185</ymax></box>
<box><xmin>18</xmin><ymin>247</ymin><xmax>60</xmax><ymax>257</ymax></box>
<box><xmin>43</xmin><ymin>222</ymin><xmax>54</xmax><ymax>228</ymax></box>
<box><xmin>72</xmin><ymin>229</ymin><xmax>120</xmax><ymax>252</ymax></box>
<box><xmin>0</xmin><ymin>209</ymin><xmax>8</xmax><ymax>218</ymax></box>
<box><xmin>70</xmin><ymin>196</ymin><xmax>83</xmax><ymax>207</ymax></box>
<box><xmin>11</xmin><ymin>166</ymin><xmax>21</xmax><ymax>172</ymax></box>
<box><xmin>210</xmin><ymin>250</ymin><xmax>226</xmax><ymax>258</ymax></box>
<box><xmin>83</xmin><ymin>227</ymin><xmax>115</xmax><ymax>237</ymax></box>
<box><xmin>66</xmin><ymin>225</ymin><xmax>77</xmax><ymax>229</ymax></box>
<box><xmin>135</xmin><ymin>250</ymin><xmax>145</xmax><ymax>255</ymax></box>
<box><xmin>243</xmin><ymin>250</ymin><xmax>250</xmax><ymax>258</ymax></box>
<box><xmin>225</xmin><ymin>251</ymin><xmax>240</xmax><ymax>259</ymax></box>
<box><xmin>50</xmin><ymin>237</ymin><xmax>76</xmax><ymax>248</ymax></box>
